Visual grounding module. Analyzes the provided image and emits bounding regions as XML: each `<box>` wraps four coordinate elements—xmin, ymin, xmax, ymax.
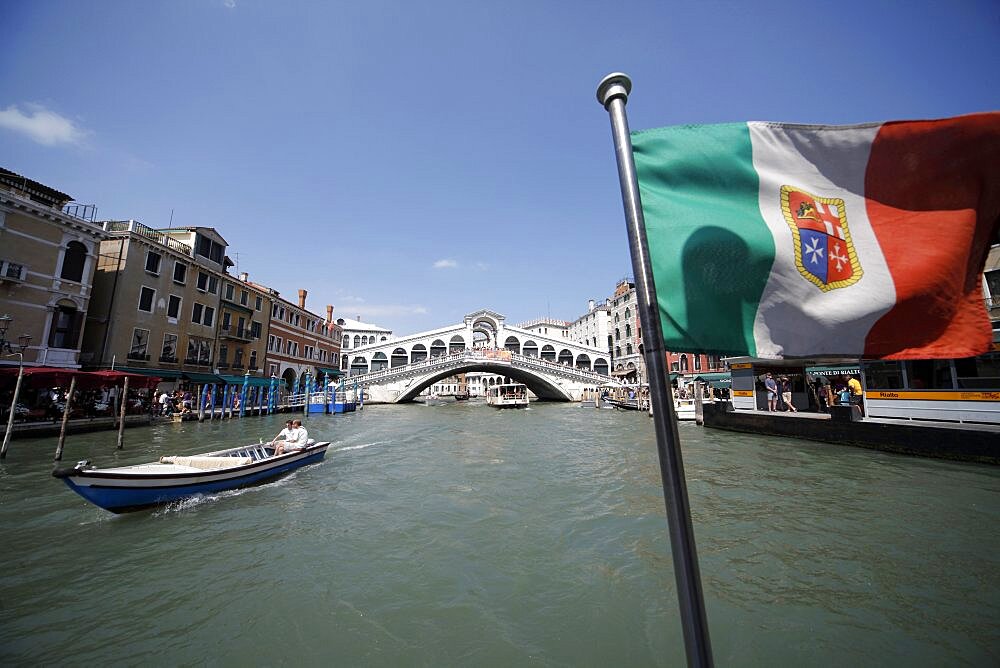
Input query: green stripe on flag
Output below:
<box><xmin>632</xmin><ymin>123</ymin><xmax>775</xmax><ymax>356</ymax></box>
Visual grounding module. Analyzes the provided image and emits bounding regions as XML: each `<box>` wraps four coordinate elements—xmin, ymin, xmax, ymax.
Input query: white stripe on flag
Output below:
<box><xmin>748</xmin><ymin>122</ymin><xmax>896</xmax><ymax>357</ymax></box>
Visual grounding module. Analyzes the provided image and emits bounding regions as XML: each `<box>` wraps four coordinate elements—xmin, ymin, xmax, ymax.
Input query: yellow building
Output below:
<box><xmin>82</xmin><ymin>223</ymin><xmax>230</xmax><ymax>381</ymax></box>
<box><xmin>0</xmin><ymin>168</ymin><xmax>107</xmax><ymax>369</ymax></box>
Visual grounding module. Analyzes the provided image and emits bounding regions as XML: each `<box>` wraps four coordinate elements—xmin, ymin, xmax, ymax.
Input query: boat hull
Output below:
<box><xmin>54</xmin><ymin>443</ymin><xmax>329</xmax><ymax>513</ymax></box>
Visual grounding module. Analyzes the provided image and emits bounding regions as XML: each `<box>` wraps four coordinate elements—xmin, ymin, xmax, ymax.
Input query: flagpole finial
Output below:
<box><xmin>596</xmin><ymin>72</ymin><xmax>632</xmax><ymax>108</ymax></box>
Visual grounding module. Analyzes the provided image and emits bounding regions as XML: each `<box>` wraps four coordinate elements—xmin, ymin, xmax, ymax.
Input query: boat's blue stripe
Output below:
<box><xmin>61</xmin><ymin>451</ymin><xmax>326</xmax><ymax>512</ymax></box>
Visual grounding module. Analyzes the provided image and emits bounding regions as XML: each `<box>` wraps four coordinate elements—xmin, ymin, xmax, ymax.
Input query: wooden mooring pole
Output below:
<box><xmin>116</xmin><ymin>376</ymin><xmax>130</xmax><ymax>449</ymax></box>
<box><xmin>53</xmin><ymin>376</ymin><xmax>77</xmax><ymax>462</ymax></box>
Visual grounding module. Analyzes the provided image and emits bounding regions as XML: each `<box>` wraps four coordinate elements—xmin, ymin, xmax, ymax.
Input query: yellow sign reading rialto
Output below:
<box><xmin>869</xmin><ymin>390</ymin><xmax>1000</xmax><ymax>401</ymax></box>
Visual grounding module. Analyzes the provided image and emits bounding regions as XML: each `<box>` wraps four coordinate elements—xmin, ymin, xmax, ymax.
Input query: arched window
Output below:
<box><xmin>615</xmin><ymin>329</ymin><xmax>621</xmax><ymax>341</ymax></box>
<box><xmin>353</xmin><ymin>335</ymin><xmax>360</xmax><ymax>348</ymax></box>
<box><xmin>625</xmin><ymin>324</ymin><xmax>632</xmax><ymax>338</ymax></box>
<box><xmin>624</xmin><ymin>307</ymin><xmax>631</xmax><ymax>321</ymax></box>
<box><xmin>694</xmin><ymin>355</ymin><xmax>702</xmax><ymax>371</ymax></box>
<box><xmin>60</xmin><ymin>241</ymin><xmax>87</xmax><ymax>282</ymax></box>
<box><xmin>680</xmin><ymin>354</ymin><xmax>688</xmax><ymax>371</ymax></box>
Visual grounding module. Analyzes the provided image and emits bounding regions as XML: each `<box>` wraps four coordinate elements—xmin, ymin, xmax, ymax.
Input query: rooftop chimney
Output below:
<box><xmin>588</xmin><ymin>299</ymin><xmax>595</xmax><ymax>312</ymax></box>
<box><xmin>356</xmin><ymin>315</ymin><xmax>361</xmax><ymax>322</ymax></box>
<box><xmin>326</xmin><ymin>305</ymin><xmax>334</xmax><ymax>323</ymax></box>
<box><xmin>298</xmin><ymin>289</ymin><xmax>307</xmax><ymax>309</ymax></box>
<box><xmin>239</xmin><ymin>272</ymin><xmax>249</xmax><ymax>282</ymax></box>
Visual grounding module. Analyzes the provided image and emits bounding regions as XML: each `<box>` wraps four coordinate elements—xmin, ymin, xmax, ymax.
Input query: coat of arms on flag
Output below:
<box><xmin>780</xmin><ymin>185</ymin><xmax>863</xmax><ymax>292</ymax></box>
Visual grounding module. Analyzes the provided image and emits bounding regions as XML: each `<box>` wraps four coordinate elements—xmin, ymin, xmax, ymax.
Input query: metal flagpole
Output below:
<box><xmin>596</xmin><ymin>72</ymin><xmax>713</xmax><ymax>668</ymax></box>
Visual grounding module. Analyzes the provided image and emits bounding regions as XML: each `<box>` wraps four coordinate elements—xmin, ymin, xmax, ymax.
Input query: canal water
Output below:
<box><xmin>2</xmin><ymin>402</ymin><xmax>998</xmax><ymax>666</ymax></box>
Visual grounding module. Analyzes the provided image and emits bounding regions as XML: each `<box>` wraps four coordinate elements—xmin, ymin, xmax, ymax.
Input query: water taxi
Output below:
<box><xmin>53</xmin><ymin>441</ymin><xmax>329</xmax><ymax>513</ymax></box>
<box><xmin>486</xmin><ymin>383</ymin><xmax>530</xmax><ymax>408</ymax></box>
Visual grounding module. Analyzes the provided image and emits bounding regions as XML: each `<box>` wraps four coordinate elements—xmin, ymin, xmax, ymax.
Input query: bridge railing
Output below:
<box><xmin>348</xmin><ymin>349</ymin><xmax>618</xmax><ymax>386</ymax></box>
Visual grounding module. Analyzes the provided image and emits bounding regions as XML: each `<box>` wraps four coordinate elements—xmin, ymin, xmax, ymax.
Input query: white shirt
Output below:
<box><xmin>290</xmin><ymin>426</ymin><xmax>309</xmax><ymax>448</ymax></box>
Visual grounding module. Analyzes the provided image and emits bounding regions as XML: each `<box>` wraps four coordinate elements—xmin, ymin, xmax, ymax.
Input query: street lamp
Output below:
<box><xmin>1</xmin><ymin>314</ymin><xmax>33</xmax><ymax>458</ymax></box>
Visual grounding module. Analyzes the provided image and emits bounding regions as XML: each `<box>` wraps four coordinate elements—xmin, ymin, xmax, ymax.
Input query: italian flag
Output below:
<box><xmin>631</xmin><ymin>113</ymin><xmax>1000</xmax><ymax>360</ymax></box>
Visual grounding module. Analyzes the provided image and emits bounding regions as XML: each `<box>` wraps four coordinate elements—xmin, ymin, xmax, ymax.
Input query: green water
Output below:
<box><xmin>2</xmin><ymin>403</ymin><xmax>998</xmax><ymax>666</ymax></box>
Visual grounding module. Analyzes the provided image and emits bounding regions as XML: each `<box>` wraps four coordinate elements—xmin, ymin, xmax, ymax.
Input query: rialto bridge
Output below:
<box><xmin>341</xmin><ymin>309</ymin><xmax>619</xmax><ymax>403</ymax></box>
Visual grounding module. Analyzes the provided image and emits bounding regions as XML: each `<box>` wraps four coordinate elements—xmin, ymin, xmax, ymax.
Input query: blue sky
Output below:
<box><xmin>2</xmin><ymin>1</ymin><xmax>998</xmax><ymax>335</ymax></box>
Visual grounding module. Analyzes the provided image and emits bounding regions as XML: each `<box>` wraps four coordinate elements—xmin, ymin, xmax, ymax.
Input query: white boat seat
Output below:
<box><xmin>159</xmin><ymin>456</ymin><xmax>253</xmax><ymax>470</ymax></box>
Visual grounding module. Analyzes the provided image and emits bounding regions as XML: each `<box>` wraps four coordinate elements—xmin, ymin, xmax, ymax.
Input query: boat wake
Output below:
<box><xmin>334</xmin><ymin>440</ymin><xmax>388</xmax><ymax>453</ymax></box>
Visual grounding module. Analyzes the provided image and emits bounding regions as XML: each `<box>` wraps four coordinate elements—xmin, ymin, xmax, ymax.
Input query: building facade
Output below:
<box><xmin>82</xmin><ymin>222</ymin><xmax>231</xmax><ymax>379</ymax></box>
<box><xmin>514</xmin><ymin>318</ymin><xmax>571</xmax><ymax>340</ymax></box>
<box><xmin>336</xmin><ymin>315</ymin><xmax>392</xmax><ymax>371</ymax></box>
<box><xmin>568</xmin><ymin>298</ymin><xmax>611</xmax><ymax>353</ymax></box>
<box><xmin>264</xmin><ymin>289</ymin><xmax>342</xmax><ymax>390</ymax></box>
<box><xmin>608</xmin><ymin>279</ymin><xmax>644</xmax><ymax>383</ymax></box>
<box><xmin>216</xmin><ymin>272</ymin><xmax>275</xmax><ymax>377</ymax></box>
<box><xmin>0</xmin><ymin>168</ymin><xmax>107</xmax><ymax>369</ymax></box>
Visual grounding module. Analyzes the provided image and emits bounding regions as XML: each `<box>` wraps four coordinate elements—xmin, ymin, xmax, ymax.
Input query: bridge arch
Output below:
<box><xmin>522</xmin><ymin>340</ymin><xmax>538</xmax><ymax>357</ymax></box>
<box><xmin>594</xmin><ymin>358</ymin><xmax>609</xmax><ymax>375</ymax></box>
<box><xmin>558</xmin><ymin>348</ymin><xmax>573</xmax><ymax>366</ymax></box>
<box><xmin>394</xmin><ymin>361</ymin><xmax>576</xmax><ymax>402</ymax></box>
<box><xmin>391</xmin><ymin>348</ymin><xmax>408</xmax><ymax>368</ymax></box>
<box><xmin>504</xmin><ymin>336</ymin><xmax>520</xmax><ymax>353</ymax></box>
<box><xmin>411</xmin><ymin>344</ymin><xmax>427</xmax><ymax>363</ymax></box>
<box><xmin>430</xmin><ymin>339</ymin><xmax>446</xmax><ymax>358</ymax></box>
<box><xmin>576</xmin><ymin>353</ymin><xmax>591</xmax><ymax>370</ymax></box>
<box><xmin>541</xmin><ymin>344</ymin><xmax>555</xmax><ymax>361</ymax></box>
<box><xmin>371</xmin><ymin>352</ymin><xmax>388</xmax><ymax>371</ymax></box>
<box><xmin>449</xmin><ymin>335</ymin><xmax>466</xmax><ymax>353</ymax></box>
<box><xmin>350</xmin><ymin>356</ymin><xmax>368</xmax><ymax>375</ymax></box>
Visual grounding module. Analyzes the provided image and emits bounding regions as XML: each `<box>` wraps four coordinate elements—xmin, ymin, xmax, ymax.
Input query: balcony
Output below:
<box><xmin>232</xmin><ymin>363</ymin><xmax>245</xmax><ymax>371</ymax></box>
<box><xmin>127</xmin><ymin>352</ymin><xmax>150</xmax><ymax>361</ymax></box>
<box><xmin>184</xmin><ymin>357</ymin><xmax>212</xmax><ymax>366</ymax></box>
<box><xmin>217</xmin><ymin>363</ymin><xmax>230</xmax><ymax>370</ymax></box>
<box><xmin>103</xmin><ymin>220</ymin><xmax>193</xmax><ymax>254</ymax></box>
<box><xmin>219</xmin><ymin>325</ymin><xmax>253</xmax><ymax>342</ymax></box>
<box><xmin>158</xmin><ymin>355</ymin><xmax>179</xmax><ymax>364</ymax></box>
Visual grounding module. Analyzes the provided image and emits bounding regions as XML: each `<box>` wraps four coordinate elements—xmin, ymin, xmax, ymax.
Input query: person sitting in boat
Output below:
<box><xmin>274</xmin><ymin>419</ymin><xmax>309</xmax><ymax>455</ymax></box>
<box><xmin>270</xmin><ymin>420</ymin><xmax>294</xmax><ymax>453</ymax></box>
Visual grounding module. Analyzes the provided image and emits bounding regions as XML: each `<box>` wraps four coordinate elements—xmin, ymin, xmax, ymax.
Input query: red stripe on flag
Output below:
<box><xmin>863</xmin><ymin>113</ymin><xmax>1000</xmax><ymax>359</ymax></box>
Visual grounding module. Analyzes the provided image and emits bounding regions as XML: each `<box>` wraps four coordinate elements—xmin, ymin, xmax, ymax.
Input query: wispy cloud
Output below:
<box><xmin>223</xmin><ymin>0</ymin><xmax>237</xmax><ymax>8</ymax></box>
<box><xmin>433</xmin><ymin>259</ymin><xmax>458</xmax><ymax>269</ymax></box>
<box><xmin>334</xmin><ymin>293</ymin><xmax>427</xmax><ymax>319</ymax></box>
<box><xmin>0</xmin><ymin>103</ymin><xmax>88</xmax><ymax>146</ymax></box>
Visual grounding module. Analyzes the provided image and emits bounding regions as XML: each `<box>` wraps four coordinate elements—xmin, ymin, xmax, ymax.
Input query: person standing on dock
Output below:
<box><xmin>764</xmin><ymin>373</ymin><xmax>778</xmax><ymax>412</ymax></box>
<box><xmin>848</xmin><ymin>375</ymin><xmax>865</xmax><ymax>417</ymax></box>
<box><xmin>780</xmin><ymin>376</ymin><xmax>797</xmax><ymax>412</ymax></box>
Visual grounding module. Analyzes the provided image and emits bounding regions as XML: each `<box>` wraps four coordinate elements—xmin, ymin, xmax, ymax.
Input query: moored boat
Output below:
<box><xmin>53</xmin><ymin>441</ymin><xmax>330</xmax><ymax>513</ymax></box>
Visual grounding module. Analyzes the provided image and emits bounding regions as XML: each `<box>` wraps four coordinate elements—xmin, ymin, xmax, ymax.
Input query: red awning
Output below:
<box><xmin>0</xmin><ymin>367</ymin><xmax>162</xmax><ymax>391</ymax></box>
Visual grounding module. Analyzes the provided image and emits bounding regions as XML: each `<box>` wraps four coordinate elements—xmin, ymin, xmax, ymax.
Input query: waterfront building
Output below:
<box><xmin>464</xmin><ymin>371</ymin><xmax>516</xmax><ymax>397</ymax></box>
<box><xmin>336</xmin><ymin>315</ymin><xmax>392</xmax><ymax>372</ymax></box>
<box><xmin>0</xmin><ymin>168</ymin><xmax>108</xmax><ymax>369</ymax></box>
<box><xmin>608</xmin><ymin>279</ymin><xmax>645</xmax><ymax>384</ymax></box>
<box><xmin>215</xmin><ymin>272</ymin><xmax>275</xmax><ymax>377</ymax></box>
<box><xmin>82</xmin><ymin>223</ymin><xmax>231</xmax><ymax>381</ymax></box>
<box><xmin>567</xmin><ymin>299</ymin><xmax>611</xmax><ymax>352</ymax></box>
<box><xmin>429</xmin><ymin>373</ymin><xmax>467</xmax><ymax>397</ymax></box>
<box><xmin>264</xmin><ymin>289</ymin><xmax>342</xmax><ymax>391</ymax></box>
<box><xmin>514</xmin><ymin>317</ymin><xmax>571</xmax><ymax>340</ymax></box>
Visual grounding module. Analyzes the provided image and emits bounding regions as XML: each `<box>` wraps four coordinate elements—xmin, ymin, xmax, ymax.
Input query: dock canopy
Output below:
<box><xmin>692</xmin><ymin>372</ymin><xmax>732</xmax><ymax>388</ymax></box>
<box><xmin>182</xmin><ymin>372</ymin><xmax>224</xmax><ymax>384</ymax></box>
<box><xmin>316</xmin><ymin>367</ymin><xmax>344</xmax><ymax>378</ymax></box>
<box><xmin>218</xmin><ymin>374</ymin><xmax>274</xmax><ymax>387</ymax></box>
<box><xmin>116</xmin><ymin>366</ymin><xmax>182</xmax><ymax>380</ymax></box>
